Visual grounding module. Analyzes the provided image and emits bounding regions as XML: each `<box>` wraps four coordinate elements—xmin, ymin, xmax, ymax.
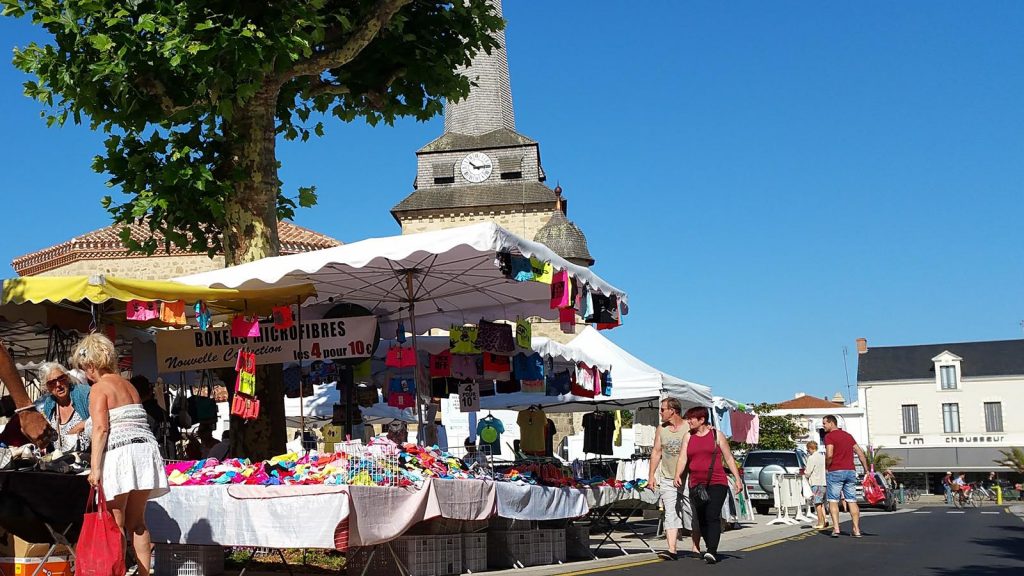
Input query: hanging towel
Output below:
<box><xmin>730</xmin><ymin>410</ymin><xmax>757</xmax><ymax>444</ymax></box>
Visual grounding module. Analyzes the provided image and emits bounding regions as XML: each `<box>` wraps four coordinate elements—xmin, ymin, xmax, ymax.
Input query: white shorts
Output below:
<box><xmin>659</xmin><ymin>477</ymin><xmax>693</xmax><ymax>530</ymax></box>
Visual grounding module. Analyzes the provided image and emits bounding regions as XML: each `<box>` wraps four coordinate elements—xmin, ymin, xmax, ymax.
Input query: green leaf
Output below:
<box><xmin>89</xmin><ymin>34</ymin><xmax>114</xmax><ymax>51</ymax></box>
<box><xmin>298</xmin><ymin>186</ymin><xmax>317</xmax><ymax>208</ymax></box>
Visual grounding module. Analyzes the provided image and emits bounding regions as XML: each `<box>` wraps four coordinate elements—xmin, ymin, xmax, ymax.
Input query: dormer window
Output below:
<box><xmin>432</xmin><ymin>162</ymin><xmax>455</xmax><ymax>185</ymax></box>
<box><xmin>932</xmin><ymin>351</ymin><xmax>962</xmax><ymax>391</ymax></box>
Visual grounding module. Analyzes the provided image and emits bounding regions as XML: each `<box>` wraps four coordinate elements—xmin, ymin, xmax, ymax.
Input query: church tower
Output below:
<box><xmin>390</xmin><ymin>0</ymin><xmax>594</xmax><ymax>267</ymax></box>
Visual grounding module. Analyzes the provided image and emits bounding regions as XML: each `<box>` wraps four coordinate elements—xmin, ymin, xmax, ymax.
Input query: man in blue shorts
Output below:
<box><xmin>823</xmin><ymin>415</ymin><xmax>869</xmax><ymax>538</ymax></box>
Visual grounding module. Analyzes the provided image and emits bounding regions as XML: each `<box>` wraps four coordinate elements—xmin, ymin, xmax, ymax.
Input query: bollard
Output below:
<box><xmin>996</xmin><ymin>485</ymin><xmax>1002</xmax><ymax>505</ymax></box>
<box><xmin>898</xmin><ymin>483</ymin><xmax>905</xmax><ymax>504</ymax></box>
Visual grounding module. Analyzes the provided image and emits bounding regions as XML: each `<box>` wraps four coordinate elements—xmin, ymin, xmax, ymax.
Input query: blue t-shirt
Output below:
<box><xmin>476</xmin><ymin>416</ymin><xmax>505</xmax><ymax>456</ymax></box>
<box><xmin>513</xmin><ymin>353</ymin><xmax>545</xmax><ymax>381</ymax></box>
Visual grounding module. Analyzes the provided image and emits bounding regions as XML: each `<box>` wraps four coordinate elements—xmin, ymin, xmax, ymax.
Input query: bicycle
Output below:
<box><xmin>972</xmin><ymin>483</ymin><xmax>997</xmax><ymax>505</ymax></box>
<box><xmin>904</xmin><ymin>485</ymin><xmax>921</xmax><ymax>502</ymax></box>
<box><xmin>952</xmin><ymin>485</ymin><xmax>977</xmax><ymax>509</ymax></box>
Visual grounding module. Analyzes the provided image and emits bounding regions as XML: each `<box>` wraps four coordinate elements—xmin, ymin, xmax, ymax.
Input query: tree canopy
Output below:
<box><xmin>730</xmin><ymin>402</ymin><xmax>807</xmax><ymax>451</ymax></box>
<box><xmin>4</xmin><ymin>0</ymin><xmax>502</xmax><ymax>263</ymax></box>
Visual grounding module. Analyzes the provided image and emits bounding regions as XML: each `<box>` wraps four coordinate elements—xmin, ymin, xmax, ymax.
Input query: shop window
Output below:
<box><xmin>942</xmin><ymin>403</ymin><xmax>960</xmax><ymax>433</ymax></box>
<box><xmin>901</xmin><ymin>404</ymin><xmax>919</xmax><ymax>434</ymax></box>
<box><xmin>984</xmin><ymin>402</ymin><xmax>1003</xmax><ymax>433</ymax></box>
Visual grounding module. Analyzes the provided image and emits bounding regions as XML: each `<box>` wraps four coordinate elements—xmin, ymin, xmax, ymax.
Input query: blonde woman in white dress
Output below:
<box><xmin>74</xmin><ymin>333</ymin><xmax>169</xmax><ymax>576</ymax></box>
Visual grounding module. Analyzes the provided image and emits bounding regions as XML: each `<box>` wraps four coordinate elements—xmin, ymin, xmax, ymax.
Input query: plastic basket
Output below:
<box><xmin>460</xmin><ymin>533</ymin><xmax>487</xmax><ymax>573</ymax></box>
<box><xmin>154</xmin><ymin>544</ymin><xmax>224</xmax><ymax>576</ymax></box>
<box><xmin>528</xmin><ymin>530</ymin><xmax>553</xmax><ymax>566</ymax></box>
<box><xmin>486</xmin><ymin>531</ymin><xmax>532</xmax><ymax>569</ymax></box>
<box><xmin>433</xmin><ymin>535</ymin><xmax>462</xmax><ymax>575</ymax></box>
<box><xmin>346</xmin><ymin>535</ymin><xmax>442</xmax><ymax>576</ymax></box>
<box><xmin>547</xmin><ymin>529</ymin><xmax>566</xmax><ymax>563</ymax></box>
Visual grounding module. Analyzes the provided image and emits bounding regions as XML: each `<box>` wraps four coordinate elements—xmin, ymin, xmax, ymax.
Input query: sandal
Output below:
<box><xmin>830</xmin><ymin>531</ymin><xmax>840</xmax><ymax>538</ymax></box>
<box><xmin>852</xmin><ymin>531</ymin><xmax>863</xmax><ymax>538</ymax></box>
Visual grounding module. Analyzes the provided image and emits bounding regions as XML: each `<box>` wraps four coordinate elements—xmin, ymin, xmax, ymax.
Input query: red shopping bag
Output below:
<box><xmin>76</xmin><ymin>486</ymin><xmax>125</xmax><ymax>576</ymax></box>
<box><xmin>862</xmin><ymin>473</ymin><xmax>885</xmax><ymax>505</ymax></box>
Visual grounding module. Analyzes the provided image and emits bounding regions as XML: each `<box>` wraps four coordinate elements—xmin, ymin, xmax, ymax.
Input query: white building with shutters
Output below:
<box><xmin>856</xmin><ymin>337</ymin><xmax>1023</xmax><ymax>482</ymax></box>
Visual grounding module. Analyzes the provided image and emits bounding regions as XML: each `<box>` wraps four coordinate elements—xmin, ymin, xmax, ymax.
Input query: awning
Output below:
<box><xmin>2</xmin><ymin>275</ymin><xmax>316</xmax><ymax>315</ymax></box>
<box><xmin>886</xmin><ymin>447</ymin><xmax>1012</xmax><ymax>471</ymax></box>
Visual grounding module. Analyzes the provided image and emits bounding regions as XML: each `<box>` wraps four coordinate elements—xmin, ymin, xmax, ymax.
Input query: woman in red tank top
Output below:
<box><xmin>672</xmin><ymin>406</ymin><xmax>743</xmax><ymax>564</ymax></box>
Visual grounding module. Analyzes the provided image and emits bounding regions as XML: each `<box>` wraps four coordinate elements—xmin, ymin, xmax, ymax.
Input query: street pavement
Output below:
<box><xmin>534</xmin><ymin>502</ymin><xmax>1024</xmax><ymax>576</ymax></box>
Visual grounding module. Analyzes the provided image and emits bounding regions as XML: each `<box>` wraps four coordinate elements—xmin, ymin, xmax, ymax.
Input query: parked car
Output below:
<box><xmin>741</xmin><ymin>450</ymin><xmax>806</xmax><ymax>515</ymax></box>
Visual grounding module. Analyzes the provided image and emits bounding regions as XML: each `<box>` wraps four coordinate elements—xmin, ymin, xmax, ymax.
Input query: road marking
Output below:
<box><xmin>947</xmin><ymin>511</ymin><xmax>966</xmax><ymax>514</ymax></box>
<box><xmin>981</xmin><ymin>511</ymin><xmax>1000</xmax><ymax>515</ymax></box>
<box><xmin>911</xmin><ymin>511</ymin><xmax>931</xmax><ymax>514</ymax></box>
<box><xmin>555</xmin><ymin>558</ymin><xmax>662</xmax><ymax>575</ymax></box>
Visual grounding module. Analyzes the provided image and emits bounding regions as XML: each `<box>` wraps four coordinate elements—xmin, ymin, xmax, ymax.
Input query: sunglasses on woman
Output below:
<box><xmin>45</xmin><ymin>374</ymin><xmax>70</xmax><ymax>388</ymax></box>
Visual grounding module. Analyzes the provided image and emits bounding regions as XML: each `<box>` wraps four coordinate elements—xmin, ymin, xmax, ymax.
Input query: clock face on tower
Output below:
<box><xmin>460</xmin><ymin>152</ymin><xmax>493</xmax><ymax>183</ymax></box>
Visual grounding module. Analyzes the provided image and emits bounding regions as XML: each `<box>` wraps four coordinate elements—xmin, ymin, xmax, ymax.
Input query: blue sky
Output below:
<box><xmin>1</xmin><ymin>1</ymin><xmax>1022</xmax><ymax>405</ymax></box>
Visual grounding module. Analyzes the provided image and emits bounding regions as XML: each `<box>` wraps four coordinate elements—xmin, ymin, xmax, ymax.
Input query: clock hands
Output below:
<box><xmin>469</xmin><ymin>162</ymin><xmax>491</xmax><ymax>170</ymax></box>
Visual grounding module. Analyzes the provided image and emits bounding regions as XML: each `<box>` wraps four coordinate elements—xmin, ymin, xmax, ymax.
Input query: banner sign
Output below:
<box><xmin>156</xmin><ymin>316</ymin><xmax>379</xmax><ymax>372</ymax></box>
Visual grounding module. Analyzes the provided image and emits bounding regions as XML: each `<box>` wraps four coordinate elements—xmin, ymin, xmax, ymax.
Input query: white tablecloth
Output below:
<box><xmin>579</xmin><ymin>486</ymin><xmax>659</xmax><ymax>509</ymax></box>
<box><xmin>147</xmin><ymin>485</ymin><xmax>349</xmax><ymax>549</ymax></box>
<box><xmin>495</xmin><ymin>482</ymin><xmax>589</xmax><ymax>520</ymax></box>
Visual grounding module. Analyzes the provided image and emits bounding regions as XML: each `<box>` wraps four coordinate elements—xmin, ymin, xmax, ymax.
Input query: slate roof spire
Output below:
<box><xmin>444</xmin><ymin>0</ymin><xmax>515</xmax><ymax>136</ymax></box>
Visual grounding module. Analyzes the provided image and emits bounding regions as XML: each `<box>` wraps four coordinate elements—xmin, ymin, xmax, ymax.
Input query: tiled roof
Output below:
<box><xmin>12</xmin><ymin>221</ymin><xmax>341</xmax><ymax>276</ymax></box>
<box><xmin>775</xmin><ymin>396</ymin><xmax>844</xmax><ymax>410</ymax></box>
<box><xmin>857</xmin><ymin>339</ymin><xmax>1024</xmax><ymax>382</ymax></box>
<box><xmin>391</xmin><ymin>181</ymin><xmax>558</xmax><ymax>216</ymax></box>
<box><xmin>418</xmin><ymin>128</ymin><xmax>536</xmax><ymax>154</ymax></box>
<box><xmin>533</xmin><ymin>210</ymin><xmax>594</xmax><ymax>266</ymax></box>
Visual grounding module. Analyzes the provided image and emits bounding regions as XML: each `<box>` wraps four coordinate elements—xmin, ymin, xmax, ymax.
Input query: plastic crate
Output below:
<box><xmin>528</xmin><ymin>530</ymin><xmax>553</xmax><ymax>566</ymax></box>
<box><xmin>487</xmin><ymin>516</ymin><xmax>534</xmax><ymax>531</ymax></box>
<box><xmin>346</xmin><ymin>535</ymin><xmax>442</xmax><ymax>576</ymax></box>
<box><xmin>433</xmin><ymin>535</ymin><xmax>461</xmax><ymax>575</ymax></box>
<box><xmin>546</xmin><ymin>529</ymin><xmax>566</xmax><ymax>563</ymax></box>
<box><xmin>154</xmin><ymin>544</ymin><xmax>224</xmax><ymax>576</ymax></box>
<box><xmin>460</xmin><ymin>533</ymin><xmax>487</xmax><ymax>573</ymax></box>
<box><xmin>486</xmin><ymin>531</ymin><xmax>532</xmax><ymax>569</ymax></box>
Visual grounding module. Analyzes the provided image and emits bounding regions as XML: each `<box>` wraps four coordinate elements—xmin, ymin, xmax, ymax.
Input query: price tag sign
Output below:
<box><xmin>459</xmin><ymin>381</ymin><xmax>480</xmax><ymax>413</ymax></box>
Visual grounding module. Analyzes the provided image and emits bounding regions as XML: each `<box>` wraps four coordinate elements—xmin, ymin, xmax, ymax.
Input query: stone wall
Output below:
<box><xmin>38</xmin><ymin>254</ymin><xmax>225</xmax><ymax>281</ymax></box>
<box><xmin>400</xmin><ymin>207</ymin><xmax>556</xmax><ymax>240</ymax></box>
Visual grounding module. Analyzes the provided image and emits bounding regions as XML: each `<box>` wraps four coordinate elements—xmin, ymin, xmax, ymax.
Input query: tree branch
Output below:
<box><xmin>133</xmin><ymin>75</ymin><xmax>189</xmax><ymax>115</ymax></box>
<box><xmin>303</xmin><ymin>79</ymin><xmax>351</xmax><ymax>99</ymax></box>
<box><xmin>366</xmin><ymin>66</ymin><xmax>406</xmax><ymax>108</ymax></box>
<box><xmin>282</xmin><ymin>0</ymin><xmax>413</xmax><ymax>82</ymax></box>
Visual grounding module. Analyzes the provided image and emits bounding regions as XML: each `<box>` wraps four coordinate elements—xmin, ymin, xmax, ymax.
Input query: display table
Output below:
<box><xmin>495</xmin><ymin>482</ymin><xmax>589</xmax><ymax>521</ymax></box>
<box><xmin>147</xmin><ymin>485</ymin><xmax>350</xmax><ymax>549</ymax></box>
<box><xmin>578</xmin><ymin>486</ymin><xmax>659</xmax><ymax>555</ymax></box>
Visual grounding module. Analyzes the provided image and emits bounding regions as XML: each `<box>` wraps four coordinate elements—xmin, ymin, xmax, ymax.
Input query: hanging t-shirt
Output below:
<box><xmin>572</xmin><ymin>363</ymin><xmax>599</xmax><ymax>398</ymax></box>
<box><xmin>126</xmin><ymin>300</ymin><xmax>160</xmax><ymax>321</ymax></box>
<box><xmin>582</xmin><ymin>411</ymin><xmax>615</xmax><ymax>455</ymax></box>
<box><xmin>476</xmin><ymin>416</ymin><xmax>505</xmax><ymax>456</ymax></box>
<box><xmin>714</xmin><ymin>405</ymin><xmax>733</xmax><ymax>438</ymax></box>
<box><xmin>517</xmin><ymin>408</ymin><xmax>548</xmax><ymax>456</ymax></box>
<box><xmin>387</xmin><ymin>377</ymin><xmax>416</xmax><ymax>409</ymax></box>
<box><xmin>429</xmin><ymin>350</ymin><xmax>452</xmax><ymax>377</ymax></box>
<box><xmin>511</xmin><ymin>256</ymin><xmax>534</xmax><ymax>282</ymax></box>
<box><xmin>515</xmin><ymin>318</ymin><xmax>532</xmax><ymax>350</ymax></box>
<box><xmin>559</xmin><ymin>307</ymin><xmax>576</xmax><ymax>334</ymax></box>
<box><xmin>482</xmin><ymin>353</ymin><xmax>511</xmax><ymax>380</ymax></box>
<box><xmin>600</xmin><ymin>371</ymin><xmax>613</xmax><ymax>397</ymax></box>
<box><xmin>450</xmin><ymin>326</ymin><xmax>482</xmax><ymax>354</ymax></box>
<box><xmin>475</xmin><ymin>320</ymin><xmax>515</xmax><ymax>354</ymax></box>
<box><xmin>520</xmin><ymin>379</ymin><xmax>545</xmax><ymax>394</ymax></box>
<box><xmin>633</xmin><ymin>407</ymin><xmax>659</xmax><ymax>448</ymax></box>
<box><xmin>529</xmin><ymin>258</ymin><xmax>553</xmax><ymax>284</ymax></box>
<box><xmin>513</xmin><ymin>353</ymin><xmax>544</xmax><ymax>381</ymax></box>
<box><xmin>160</xmin><ymin>300</ymin><xmax>187</xmax><ymax>325</ymax></box>
<box><xmin>544</xmin><ymin>418</ymin><xmax>557</xmax><ymax>457</ymax></box>
<box><xmin>450</xmin><ymin>354</ymin><xmax>481</xmax><ymax>380</ymax></box>
<box><xmin>478</xmin><ymin>380</ymin><xmax>496</xmax><ymax>397</ymax></box>
<box><xmin>546</xmin><ymin>371</ymin><xmax>572</xmax><ymax>396</ymax></box>
<box><xmin>495</xmin><ymin>378</ymin><xmax>521</xmax><ymax>394</ymax></box>
<box><xmin>385</xmin><ymin>346</ymin><xmax>418</xmax><ymax>368</ymax></box>
<box><xmin>550</xmin><ymin>269</ymin><xmax>570</xmax><ymax>309</ymax></box>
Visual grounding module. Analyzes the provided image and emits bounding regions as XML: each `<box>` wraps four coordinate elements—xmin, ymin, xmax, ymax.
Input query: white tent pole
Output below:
<box><xmin>404</xmin><ymin>270</ymin><xmax>424</xmax><ymax>442</ymax></box>
<box><xmin>297</xmin><ymin>297</ymin><xmax>305</xmax><ymax>436</ymax></box>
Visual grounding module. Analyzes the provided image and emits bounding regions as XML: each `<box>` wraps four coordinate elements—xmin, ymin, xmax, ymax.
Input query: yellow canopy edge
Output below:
<box><xmin>2</xmin><ymin>275</ymin><xmax>316</xmax><ymax>314</ymax></box>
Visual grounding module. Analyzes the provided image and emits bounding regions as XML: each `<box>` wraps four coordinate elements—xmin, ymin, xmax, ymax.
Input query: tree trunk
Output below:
<box><xmin>222</xmin><ymin>86</ymin><xmax>287</xmax><ymax>461</ymax></box>
<box><xmin>222</xmin><ymin>87</ymin><xmax>281</xmax><ymax>266</ymax></box>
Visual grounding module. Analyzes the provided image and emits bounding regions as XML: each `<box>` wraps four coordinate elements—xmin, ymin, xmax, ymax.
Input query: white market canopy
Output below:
<box><xmin>480</xmin><ymin>326</ymin><xmax>713</xmax><ymax>413</ymax></box>
<box><xmin>176</xmin><ymin>222</ymin><xmax>628</xmax><ymax>334</ymax></box>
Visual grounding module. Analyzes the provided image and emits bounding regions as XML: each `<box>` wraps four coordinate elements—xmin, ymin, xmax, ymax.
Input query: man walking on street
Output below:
<box><xmin>823</xmin><ymin>415</ymin><xmax>869</xmax><ymax>538</ymax></box>
<box><xmin>942</xmin><ymin>471</ymin><xmax>954</xmax><ymax>505</ymax></box>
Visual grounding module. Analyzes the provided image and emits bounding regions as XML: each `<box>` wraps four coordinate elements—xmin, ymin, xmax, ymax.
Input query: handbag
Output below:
<box><xmin>76</xmin><ymin>486</ymin><xmax>125</xmax><ymax>576</ymax></box>
<box><xmin>690</xmin><ymin>429</ymin><xmax>719</xmax><ymax>505</ymax></box>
